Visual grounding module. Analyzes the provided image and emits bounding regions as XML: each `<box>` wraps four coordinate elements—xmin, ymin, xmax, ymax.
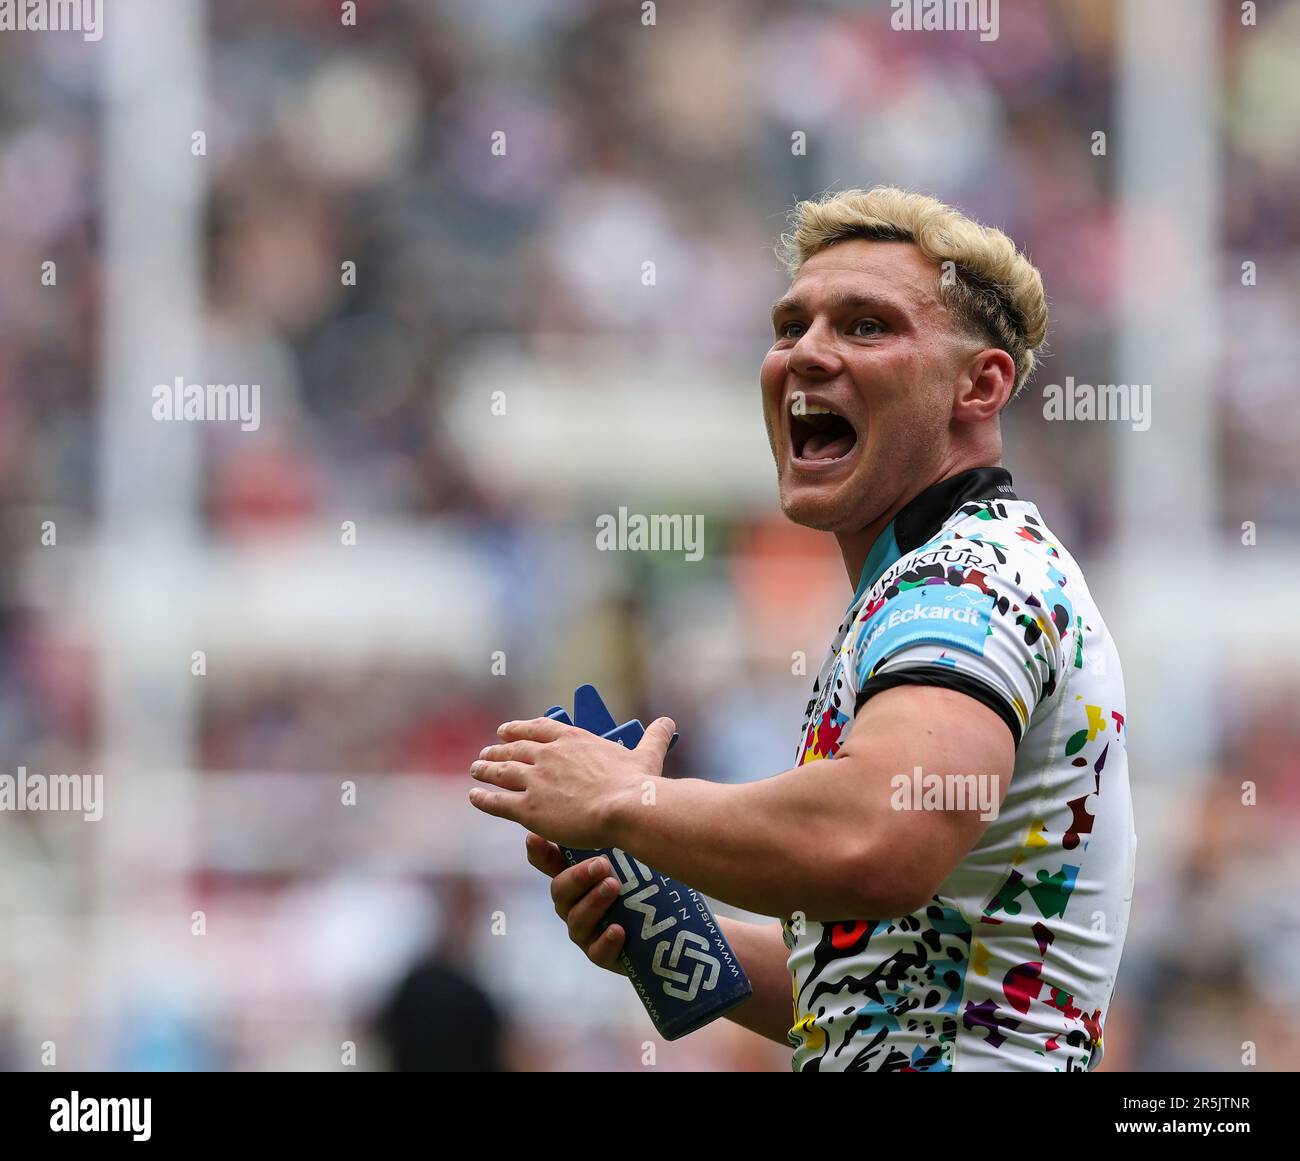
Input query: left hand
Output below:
<box><xmin>468</xmin><ymin>715</ymin><xmax>677</xmax><ymax>849</ymax></box>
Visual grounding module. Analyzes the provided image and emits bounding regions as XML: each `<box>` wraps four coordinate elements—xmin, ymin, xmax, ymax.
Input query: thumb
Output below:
<box><xmin>640</xmin><ymin>717</ymin><xmax>677</xmax><ymax>768</ymax></box>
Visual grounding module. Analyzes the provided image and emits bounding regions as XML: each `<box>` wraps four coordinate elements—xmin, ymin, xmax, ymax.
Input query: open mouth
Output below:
<box><xmin>790</xmin><ymin>402</ymin><xmax>859</xmax><ymax>465</ymax></box>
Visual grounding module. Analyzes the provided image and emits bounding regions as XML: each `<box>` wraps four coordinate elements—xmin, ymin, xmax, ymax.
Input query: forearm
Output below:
<box><xmin>716</xmin><ymin>916</ymin><xmax>795</xmax><ymax>1047</ymax></box>
<box><xmin>606</xmin><ymin>768</ymin><xmax>867</xmax><ymax>919</ymax></box>
<box><xmin>601</xmin><ymin>688</ymin><xmax>1013</xmax><ymax>921</ymax></box>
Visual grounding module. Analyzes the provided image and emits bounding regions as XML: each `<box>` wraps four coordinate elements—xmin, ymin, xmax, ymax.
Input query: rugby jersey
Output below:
<box><xmin>782</xmin><ymin>466</ymin><xmax>1135</xmax><ymax>1072</ymax></box>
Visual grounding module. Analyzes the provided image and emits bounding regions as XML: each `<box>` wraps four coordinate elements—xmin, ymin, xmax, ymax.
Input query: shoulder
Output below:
<box><xmin>866</xmin><ymin>500</ymin><xmax>1076</xmax><ymax>625</ymax></box>
<box><xmin>847</xmin><ymin>500</ymin><xmax>1080</xmax><ymax>739</ymax></box>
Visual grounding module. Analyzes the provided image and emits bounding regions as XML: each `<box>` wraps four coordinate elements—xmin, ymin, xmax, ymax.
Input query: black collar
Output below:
<box><xmin>892</xmin><ymin>466</ymin><xmax>1018</xmax><ymax>554</ymax></box>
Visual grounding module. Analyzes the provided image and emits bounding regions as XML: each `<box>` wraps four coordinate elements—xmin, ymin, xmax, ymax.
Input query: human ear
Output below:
<box><xmin>956</xmin><ymin>348</ymin><xmax>1015</xmax><ymax>420</ymax></box>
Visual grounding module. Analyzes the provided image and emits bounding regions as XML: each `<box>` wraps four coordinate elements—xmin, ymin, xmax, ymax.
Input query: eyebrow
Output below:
<box><xmin>769</xmin><ymin>289</ymin><xmax>903</xmax><ymax>325</ymax></box>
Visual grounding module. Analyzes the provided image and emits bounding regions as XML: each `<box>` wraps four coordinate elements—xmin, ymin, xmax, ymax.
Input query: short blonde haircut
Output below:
<box><xmin>777</xmin><ymin>187</ymin><xmax>1049</xmax><ymax>397</ymax></box>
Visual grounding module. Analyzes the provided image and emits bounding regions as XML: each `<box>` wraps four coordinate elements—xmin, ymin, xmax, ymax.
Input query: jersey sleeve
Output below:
<box><xmin>847</xmin><ymin>539</ymin><xmax>1072</xmax><ymax>747</ymax></box>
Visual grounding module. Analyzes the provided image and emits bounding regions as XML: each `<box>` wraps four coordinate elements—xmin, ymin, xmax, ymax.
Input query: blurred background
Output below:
<box><xmin>1</xmin><ymin>0</ymin><xmax>1298</xmax><ymax>1071</ymax></box>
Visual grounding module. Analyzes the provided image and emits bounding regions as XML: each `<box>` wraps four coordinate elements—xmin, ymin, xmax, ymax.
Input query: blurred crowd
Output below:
<box><xmin>1</xmin><ymin>0</ymin><xmax>1299</xmax><ymax>1070</ymax></box>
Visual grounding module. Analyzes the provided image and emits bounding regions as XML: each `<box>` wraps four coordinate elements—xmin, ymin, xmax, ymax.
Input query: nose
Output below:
<box><xmin>786</xmin><ymin>320</ymin><xmax>843</xmax><ymax>381</ymax></box>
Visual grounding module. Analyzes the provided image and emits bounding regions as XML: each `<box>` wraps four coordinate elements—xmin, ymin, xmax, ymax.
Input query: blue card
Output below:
<box><xmin>525</xmin><ymin>683</ymin><xmax>744</xmax><ymax>1039</ymax></box>
<box><xmin>545</xmin><ymin>689</ymin><xmax>677</xmax><ymax>751</ymax></box>
<box><xmin>574</xmin><ymin>684</ymin><xmax>618</xmax><ymax>735</ymax></box>
<box><xmin>603</xmin><ymin>718</ymin><xmax>646</xmax><ymax>748</ymax></box>
<box><xmin>599</xmin><ymin>716</ymin><xmax>678</xmax><ymax>751</ymax></box>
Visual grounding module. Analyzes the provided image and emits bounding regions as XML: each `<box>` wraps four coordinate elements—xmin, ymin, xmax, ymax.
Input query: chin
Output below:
<box><xmin>778</xmin><ymin>483</ymin><xmax>858</xmax><ymax>533</ymax></box>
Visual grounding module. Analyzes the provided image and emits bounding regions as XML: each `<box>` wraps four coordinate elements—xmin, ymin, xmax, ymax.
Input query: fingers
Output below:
<box><xmin>530</xmin><ymin>842</ymin><xmax>625</xmax><ymax>976</ymax></box>
<box><xmin>550</xmin><ymin>854</ymin><xmax>612</xmax><ymax>916</ymax></box>
<box><xmin>467</xmin><ymin>786</ymin><xmax>522</xmax><ymax>823</ymax></box>
<box><xmin>586</xmin><ymin>922</ymin><xmax>626</xmax><ymax>974</ymax></box>
<box><xmin>564</xmin><ymin>868</ymin><xmax>621</xmax><ymax>950</ymax></box>
<box><xmin>477</xmin><ymin>740</ymin><xmax>542</xmax><ymax>765</ymax></box>
<box><xmin>497</xmin><ymin>717</ymin><xmax>569</xmax><ymax>743</ymax></box>
<box><xmin>640</xmin><ymin>716</ymin><xmax>677</xmax><ymax>767</ymax></box>
<box><xmin>558</xmin><ymin>863</ymin><xmax>625</xmax><ymax>974</ymax></box>
<box><xmin>524</xmin><ymin>832</ymin><xmax>566</xmax><ymax>877</ymax></box>
<box><xmin>470</xmin><ymin>759</ymin><xmax>529</xmax><ymax>790</ymax></box>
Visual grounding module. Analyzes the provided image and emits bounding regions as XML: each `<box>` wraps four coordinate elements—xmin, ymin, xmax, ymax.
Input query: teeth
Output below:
<box><xmin>792</xmin><ymin>402</ymin><xmax>835</xmax><ymax>416</ymax></box>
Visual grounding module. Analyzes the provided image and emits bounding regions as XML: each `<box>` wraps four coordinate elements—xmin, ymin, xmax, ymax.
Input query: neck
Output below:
<box><xmin>835</xmin><ymin>517</ymin><xmax>894</xmax><ymax>591</ymax></box>
<box><xmin>834</xmin><ymin>456</ymin><xmax>1003</xmax><ymax>588</ymax></box>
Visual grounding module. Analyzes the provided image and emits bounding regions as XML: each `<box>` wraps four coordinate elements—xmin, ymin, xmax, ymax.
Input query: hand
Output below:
<box><xmin>524</xmin><ymin>832</ymin><xmax>626</xmax><ymax>976</ymax></box>
<box><xmin>468</xmin><ymin>714</ymin><xmax>676</xmax><ymax>849</ymax></box>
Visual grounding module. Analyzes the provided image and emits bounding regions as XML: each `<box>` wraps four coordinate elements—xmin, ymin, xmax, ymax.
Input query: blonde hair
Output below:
<box><xmin>777</xmin><ymin>187</ymin><xmax>1049</xmax><ymax>397</ymax></box>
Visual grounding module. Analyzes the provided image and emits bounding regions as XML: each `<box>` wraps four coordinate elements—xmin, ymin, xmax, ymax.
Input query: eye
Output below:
<box><xmin>850</xmin><ymin>318</ymin><xmax>885</xmax><ymax>337</ymax></box>
<box><xmin>777</xmin><ymin>320</ymin><xmax>806</xmax><ymax>340</ymax></box>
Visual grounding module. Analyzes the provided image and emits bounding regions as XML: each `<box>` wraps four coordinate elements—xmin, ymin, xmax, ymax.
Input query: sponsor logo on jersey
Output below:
<box><xmin>856</xmin><ymin>586</ymin><xmax>995</xmax><ymax>681</ymax></box>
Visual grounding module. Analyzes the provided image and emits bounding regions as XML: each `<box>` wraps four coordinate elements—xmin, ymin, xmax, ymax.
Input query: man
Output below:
<box><xmin>469</xmin><ymin>187</ymin><xmax>1136</xmax><ymax>1072</ymax></box>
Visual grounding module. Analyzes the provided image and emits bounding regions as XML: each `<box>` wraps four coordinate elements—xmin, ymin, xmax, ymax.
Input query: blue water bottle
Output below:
<box><xmin>543</xmin><ymin>685</ymin><xmax>753</xmax><ymax>1040</ymax></box>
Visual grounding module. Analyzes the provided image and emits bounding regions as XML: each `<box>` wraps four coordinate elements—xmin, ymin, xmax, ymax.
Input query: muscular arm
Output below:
<box><xmin>607</xmin><ymin>685</ymin><xmax>1014</xmax><ymax>921</ymax></box>
<box><xmin>715</xmin><ymin>917</ymin><xmax>795</xmax><ymax>1046</ymax></box>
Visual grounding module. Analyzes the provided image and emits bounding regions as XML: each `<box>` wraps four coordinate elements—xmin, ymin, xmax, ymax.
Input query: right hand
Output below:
<box><xmin>525</xmin><ymin>832</ymin><xmax>627</xmax><ymax>976</ymax></box>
